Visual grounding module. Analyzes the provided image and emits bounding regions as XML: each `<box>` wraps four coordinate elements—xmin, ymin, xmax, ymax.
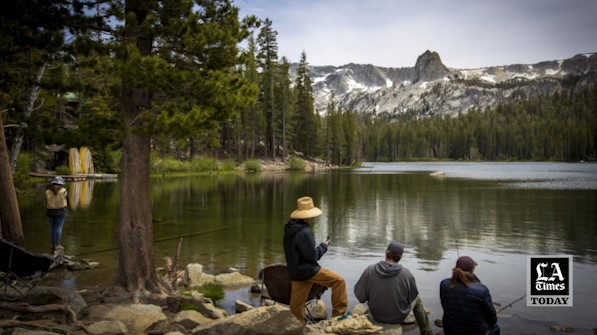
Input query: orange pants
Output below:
<box><xmin>290</xmin><ymin>267</ymin><xmax>348</xmax><ymax>322</ymax></box>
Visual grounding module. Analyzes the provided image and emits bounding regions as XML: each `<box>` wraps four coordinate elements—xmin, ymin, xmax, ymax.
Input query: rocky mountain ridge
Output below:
<box><xmin>301</xmin><ymin>50</ymin><xmax>597</xmax><ymax>117</ymax></box>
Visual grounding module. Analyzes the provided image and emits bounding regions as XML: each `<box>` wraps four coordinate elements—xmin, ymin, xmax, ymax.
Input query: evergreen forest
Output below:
<box><xmin>1</xmin><ymin>0</ymin><xmax>596</xmax><ymax>182</ymax></box>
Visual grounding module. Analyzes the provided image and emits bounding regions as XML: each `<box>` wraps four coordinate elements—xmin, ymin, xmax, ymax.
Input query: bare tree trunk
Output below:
<box><xmin>9</xmin><ymin>63</ymin><xmax>46</xmax><ymax>173</ymax></box>
<box><xmin>115</xmin><ymin>0</ymin><xmax>161</xmax><ymax>294</ymax></box>
<box><xmin>0</xmin><ymin>116</ymin><xmax>25</xmax><ymax>246</ymax></box>
<box><xmin>117</xmin><ymin>88</ymin><xmax>161</xmax><ymax>293</ymax></box>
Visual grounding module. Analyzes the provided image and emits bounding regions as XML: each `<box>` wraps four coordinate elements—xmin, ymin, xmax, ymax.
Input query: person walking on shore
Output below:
<box><xmin>45</xmin><ymin>176</ymin><xmax>68</xmax><ymax>252</ymax></box>
<box><xmin>283</xmin><ymin>196</ymin><xmax>348</xmax><ymax>323</ymax></box>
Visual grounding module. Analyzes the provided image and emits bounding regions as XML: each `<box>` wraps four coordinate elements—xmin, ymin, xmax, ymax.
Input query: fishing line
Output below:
<box><xmin>451</xmin><ymin>214</ymin><xmax>460</xmax><ymax>258</ymax></box>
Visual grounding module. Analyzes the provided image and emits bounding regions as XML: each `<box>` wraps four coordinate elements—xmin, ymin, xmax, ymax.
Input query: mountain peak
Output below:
<box><xmin>413</xmin><ymin>50</ymin><xmax>450</xmax><ymax>83</ymax></box>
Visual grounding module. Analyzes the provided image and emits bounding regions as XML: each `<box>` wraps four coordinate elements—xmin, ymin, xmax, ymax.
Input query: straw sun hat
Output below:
<box><xmin>290</xmin><ymin>196</ymin><xmax>323</xmax><ymax>219</ymax></box>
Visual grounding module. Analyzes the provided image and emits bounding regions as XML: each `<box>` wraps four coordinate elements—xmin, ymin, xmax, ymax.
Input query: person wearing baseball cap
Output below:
<box><xmin>439</xmin><ymin>256</ymin><xmax>500</xmax><ymax>335</ymax></box>
<box><xmin>354</xmin><ymin>240</ymin><xmax>433</xmax><ymax>335</ymax></box>
<box><xmin>283</xmin><ymin>196</ymin><xmax>348</xmax><ymax>323</ymax></box>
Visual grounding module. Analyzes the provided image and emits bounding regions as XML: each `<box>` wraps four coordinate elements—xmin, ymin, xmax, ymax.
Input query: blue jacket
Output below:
<box><xmin>440</xmin><ymin>278</ymin><xmax>498</xmax><ymax>335</ymax></box>
<box><xmin>283</xmin><ymin>219</ymin><xmax>327</xmax><ymax>281</ymax></box>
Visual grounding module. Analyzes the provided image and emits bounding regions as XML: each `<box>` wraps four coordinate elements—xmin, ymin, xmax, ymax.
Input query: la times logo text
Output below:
<box><xmin>527</xmin><ymin>255</ymin><xmax>573</xmax><ymax>307</ymax></box>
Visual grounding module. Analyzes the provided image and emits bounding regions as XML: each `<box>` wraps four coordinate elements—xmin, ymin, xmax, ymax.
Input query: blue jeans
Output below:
<box><xmin>48</xmin><ymin>215</ymin><xmax>65</xmax><ymax>247</ymax></box>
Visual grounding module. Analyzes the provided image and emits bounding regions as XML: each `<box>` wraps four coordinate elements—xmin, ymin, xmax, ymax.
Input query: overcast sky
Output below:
<box><xmin>235</xmin><ymin>0</ymin><xmax>597</xmax><ymax>69</ymax></box>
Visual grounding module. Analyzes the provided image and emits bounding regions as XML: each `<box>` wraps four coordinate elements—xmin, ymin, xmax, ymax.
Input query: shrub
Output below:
<box><xmin>244</xmin><ymin>159</ymin><xmax>261</xmax><ymax>173</ymax></box>
<box><xmin>13</xmin><ymin>152</ymin><xmax>34</xmax><ymax>189</ymax></box>
<box><xmin>191</xmin><ymin>156</ymin><xmax>218</xmax><ymax>172</ymax></box>
<box><xmin>150</xmin><ymin>154</ymin><xmax>191</xmax><ymax>173</ymax></box>
<box><xmin>286</xmin><ymin>156</ymin><xmax>306</xmax><ymax>171</ymax></box>
<box><xmin>197</xmin><ymin>283</ymin><xmax>225</xmax><ymax>302</ymax></box>
<box><xmin>55</xmin><ymin>165</ymin><xmax>71</xmax><ymax>176</ymax></box>
<box><xmin>219</xmin><ymin>158</ymin><xmax>237</xmax><ymax>171</ymax></box>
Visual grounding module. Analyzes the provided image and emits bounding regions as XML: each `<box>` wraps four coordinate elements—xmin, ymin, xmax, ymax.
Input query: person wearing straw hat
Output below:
<box><xmin>354</xmin><ymin>240</ymin><xmax>433</xmax><ymax>335</ymax></box>
<box><xmin>439</xmin><ymin>256</ymin><xmax>500</xmax><ymax>335</ymax></box>
<box><xmin>45</xmin><ymin>176</ymin><xmax>69</xmax><ymax>252</ymax></box>
<box><xmin>283</xmin><ymin>196</ymin><xmax>348</xmax><ymax>323</ymax></box>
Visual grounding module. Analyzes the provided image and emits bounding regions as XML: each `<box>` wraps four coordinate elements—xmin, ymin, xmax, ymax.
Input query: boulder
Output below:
<box><xmin>305</xmin><ymin>299</ymin><xmax>326</xmax><ymax>320</ymax></box>
<box><xmin>85</xmin><ymin>320</ymin><xmax>128</xmax><ymax>335</ymax></box>
<box><xmin>214</xmin><ymin>272</ymin><xmax>255</xmax><ymax>287</ymax></box>
<box><xmin>234</xmin><ymin>299</ymin><xmax>255</xmax><ymax>313</ymax></box>
<box><xmin>173</xmin><ymin>310</ymin><xmax>215</xmax><ymax>330</ymax></box>
<box><xmin>187</xmin><ymin>264</ymin><xmax>215</xmax><ymax>287</ymax></box>
<box><xmin>191</xmin><ymin>304</ymin><xmax>303</xmax><ymax>335</ymax></box>
<box><xmin>86</xmin><ymin>303</ymin><xmax>167</xmax><ymax>334</ymax></box>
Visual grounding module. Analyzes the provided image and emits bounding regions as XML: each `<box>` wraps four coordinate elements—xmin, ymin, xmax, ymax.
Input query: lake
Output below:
<box><xmin>18</xmin><ymin>162</ymin><xmax>597</xmax><ymax>334</ymax></box>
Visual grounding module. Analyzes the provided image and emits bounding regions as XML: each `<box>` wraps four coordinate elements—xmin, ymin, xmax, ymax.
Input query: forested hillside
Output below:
<box><xmin>1</xmin><ymin>1</ymin><xmax>595</xmax><ymax>181</ymax></box>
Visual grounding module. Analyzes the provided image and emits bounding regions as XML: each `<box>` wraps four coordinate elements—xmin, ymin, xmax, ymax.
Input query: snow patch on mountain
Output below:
<box><xmin>302</xmin><ymin>51</ymin><xmax>597</xmax><ymax>116</ymax></box>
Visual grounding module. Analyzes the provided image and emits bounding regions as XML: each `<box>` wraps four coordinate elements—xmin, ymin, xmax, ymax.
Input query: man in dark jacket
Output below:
<box><xmin>354</xmin><ymin>240</ymin><xmax>433</xmax><ymax>335</ymax></box>
<box><xmin>283</xmin><ymin>196</ymin><xmax>347</xmax><ymax>323</ymax></box>
<box><xmin>440</xmin><ymin>256</ymin><xmax>500</xmax><ymax>335</ymax></box>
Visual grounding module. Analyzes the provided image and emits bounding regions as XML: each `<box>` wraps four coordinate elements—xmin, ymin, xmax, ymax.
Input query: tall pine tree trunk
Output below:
<box><xmin>0</xmin><ymin>116</ymin><xmax>25</xmax><ymax>246</ymax></box>
<box><xmin>115</xmin><ymin>0</ymin><xmax>161</xmax><ymax>293</ymax></box>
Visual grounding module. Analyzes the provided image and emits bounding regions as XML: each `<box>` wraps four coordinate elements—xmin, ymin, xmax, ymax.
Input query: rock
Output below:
<box><xmin>434</xmin><ymin>319</ymin><xmax>443</xmax><ymax>327</ymax></box>
<box><xmin>222</xmin><ymin>267</ymin><xmax>240</xmax><ymax>273</ymax></box>
<box><xmin>214</xmin><ymin>272</ymin><xmax>255</xmax><ymax>287</ymax></box>
<box><xmin>351</xmin><ymin>303</ymin><xmax>369</xmax><ymax>315</ymax></box>
<box><xmin>413</xmin><ymin>50</ymin><xmax>450</xmax><ymax>83</ymax></box>
<box><xmin>249</xmin><ymin>284</ymin><xmax>261</xmax><ymax>293</ymax></box>
<box><xmin>305</xmin><ymin>299</ymin><xmax>326</xmax><ymax>321</ymax></box>
<box><xmin>86</xmin><ymin>303</ymin><xmax>168</xmax><ymax>334</ymax></box>
<box><xmin>85</xmin><ymin>320</ymin><xmax>129</xmax><ymax>335</ymax></box>
<box><xmin>173</xmin><ymin>310</ymin><xmax>215</xmax><ymax>330</ymax></box>
<box><xmin>145</xmin><ymin>319</ymin><xmax>171</xmax><ymax>335</ymax></box>
<box><xmin>187</xmin><ymin>264</ymin><xmax>216</xmax><ymax>287</ymax></box>
<box><xmin>234</xmin><ymin>300</ymin><xmax>254</xmax><ymax>313</ymax></box>
<box><xmin>66</xmin><ymin>260</ymin><xmax>100</xmax><ymax>271</ymax></box>
<box><xmin>2</xmin><ymin>328</ymin><xmax>63</xmax><ymax>335</ymax></box>
<box><xmin>321</xmin><ymin>314</ymin><xmax>385</xmax><ymax>334</ymax></box>
<box><xmin>184</xmin><ymin>293</ymin><xmax>228</xmax><ymax>319</ymax></box>
<box><xmin>191</xmin><ymin>304</ymin><xmax>302</xmax><ymax>335</ymax></box>
<box><xmin>549</xmin><ymin>325</ymin><xmax>575</xmax><ymax>332</ymax></box>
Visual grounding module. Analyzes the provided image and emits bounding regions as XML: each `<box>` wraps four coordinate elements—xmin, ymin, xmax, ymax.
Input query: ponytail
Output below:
<box><xmin>450</xmin><ymin>268</ymin><xmax>480</xmax><ymax>288</ymax></box>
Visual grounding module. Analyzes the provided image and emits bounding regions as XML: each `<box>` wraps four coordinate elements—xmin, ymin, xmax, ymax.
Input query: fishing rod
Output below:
<box><xmin>451</xmin><ymin>214</ymin><xmax>460</xmax><ymax>258</ymax></box>
<box><xmin>73</xmin><ymin>226</ymin><xmax>231</xmax><ymax>257</ymax></box>
<box><xmin>497</xmin><ymin>294</ymin><xmax>526</xmax><ymax>313</ymax></box>
<box><xmin>327</xmin><ymin>162</ymin><xmax>375</xmax><ymax>240</ymax></box>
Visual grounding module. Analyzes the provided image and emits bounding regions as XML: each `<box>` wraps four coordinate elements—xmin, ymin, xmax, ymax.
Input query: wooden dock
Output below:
<box><xmin>29</xmin><ymin>172</ymin><xmax>118</xmax><ymax>181</ymax></box>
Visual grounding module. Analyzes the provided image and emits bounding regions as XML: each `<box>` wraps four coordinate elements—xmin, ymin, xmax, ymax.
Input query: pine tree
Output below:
<box><xmin>256</xmin><ymin>18</ymin><xmax>279</xmax><ymax>159</ymax></box>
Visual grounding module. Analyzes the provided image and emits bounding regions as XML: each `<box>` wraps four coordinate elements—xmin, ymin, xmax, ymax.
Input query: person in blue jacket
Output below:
<box><xmin>440</xmin><ymin>256</ymin><xmax>500</xmax><ymax>335</ymax></box>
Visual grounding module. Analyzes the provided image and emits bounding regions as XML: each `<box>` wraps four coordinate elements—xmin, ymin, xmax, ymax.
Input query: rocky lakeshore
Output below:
<box><xmin>0</xmin><ymin>261</ymin><xmax>420</xmax><ymax>335</ymax></box>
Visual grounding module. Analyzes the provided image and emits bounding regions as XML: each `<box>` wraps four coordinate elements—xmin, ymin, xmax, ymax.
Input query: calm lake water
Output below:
<box><xmin>18</xmin><ymin>162</ymin><xmax>597</xmax><ymax>334</ymax></box>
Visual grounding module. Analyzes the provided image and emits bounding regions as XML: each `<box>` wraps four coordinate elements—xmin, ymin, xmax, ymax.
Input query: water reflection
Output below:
<box><xmin>68</xmin><ymin>180</ymin><xmax>95</xmax><ymax>209</ymax></box>
<box><xmin>17</xmin><ymin>162</ymin><xmax>597</xmax><ymax>334</ymax></box>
